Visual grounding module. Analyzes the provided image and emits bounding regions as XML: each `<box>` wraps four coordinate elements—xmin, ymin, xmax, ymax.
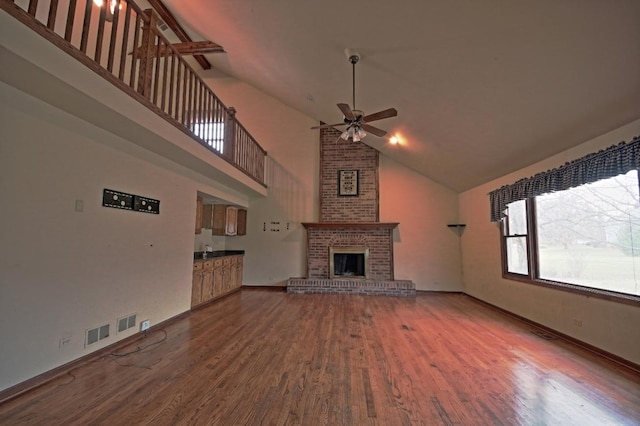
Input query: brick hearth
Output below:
<box><xmin>287</xmin><ymin>278</ymin><xmax>415</xmax><ymax>297</ymax></box>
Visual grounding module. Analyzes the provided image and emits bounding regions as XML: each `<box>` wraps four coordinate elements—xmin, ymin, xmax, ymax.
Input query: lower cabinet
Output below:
<box><xmin>191</xmin><ymin>255</ymin><xmax>243</xmax><ymax>308</ymax></box>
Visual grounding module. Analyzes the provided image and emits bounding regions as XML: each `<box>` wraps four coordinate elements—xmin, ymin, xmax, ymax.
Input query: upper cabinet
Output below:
<box><xmin>224</xmin><ymin>206</ymin><xmax>238</xmax><ymax>236</ymax></box>
<box><xmin>213</xmin><ymin>205</ymin><xmax>247</xmax><ymax>236</ymax></box>
<box><xmin>199</xmin><ymin>203</ymin><xmax>247</xmax><ymax>236</ymax></box>
<box><xmin>195</xmin><ymin>196</ymin><xmax>203</xmax><ymax>234</ymax></box>
<box><xmin>237</xmin><ymin>209</ymin><xmax>247</xmax><ymax>236</ymax></box>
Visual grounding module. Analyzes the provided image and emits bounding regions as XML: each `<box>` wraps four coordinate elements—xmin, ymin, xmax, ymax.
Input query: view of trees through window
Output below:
<box><xmin>193</xmin><ymin>122</ymin><xmax>225</xmax><ymax>154</ymax></box>
<box><xmin>536</xmin><ymin>170</ymin><xmax>640</xmax><ymax>295</ymax></box>
<box><xmin>503</xmin><ymin>170</ymin><xmax>640</xmax><ymax>297</ymax></box>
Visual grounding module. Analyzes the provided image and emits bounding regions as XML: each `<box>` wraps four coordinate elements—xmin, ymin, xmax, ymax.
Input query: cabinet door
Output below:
<box><xmin>202</xmin><ymin>269</ymin><xmax>214</xmax><ymax>302</ymax></box>
<box><xmin>237</xmin><ymin>209</ymin><xmax>247</xmax><ymax>236</ymax></box>
<box><xmin>225</xmin><ymin>206</ymin><xmax>238</xmax><ymax>236</ymax></box>
<box><xmin>230</xmin><ymin>256</ymin><xmax>243</xmax><ymax>289</ymax></box>
<box><xmin>202</xmin><ymin>204</ymin><xmax>214</xmax><ymax>230</ymax></box>
<box><xmin>212</xmin><ymin>263</ymin><xmax>224</xmax><ymax>297</ymax></box>
<box><xmin>222</xmin><ymin>257</ymin><xmax>232</xmax><ymax>291</ymax></box>
<box><xmin>191</xmin><ymin>266</ymin><xmax>204</xmax><ymax>307</ymax></box>
<box><xmin>212</xmin><ymin>205</ymin><xmax>226</xmax><ymax>235</ymax></box>
<box><xmin>195</xmin><ymin>196</ymin><xmax>203</xmax><ymax>234</ymax></box>
<box><xmin>236</xmin><ymin>256</ymin><xmax>244</xmax><ymax>288</ymax></box>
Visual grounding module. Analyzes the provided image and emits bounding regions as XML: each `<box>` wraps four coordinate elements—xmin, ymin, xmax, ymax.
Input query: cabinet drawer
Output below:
<box><xmin>193</xmin><ymin>261</ymin><xmax>204</xmax><ymax>271</ymax></box>
<box><xmin>214</xmin><ymin>258</ymin><xmax>224</xmax><ymax>267</ymax></box>
<box><xmin>223</xmin><ymin>258</ymin><xmax>231</xmax><ymax>266</ymax></box>
<box><xmin>203</xmin><ymin>259</ymin><xmax>214</xmax><ymax>269</ymax></box>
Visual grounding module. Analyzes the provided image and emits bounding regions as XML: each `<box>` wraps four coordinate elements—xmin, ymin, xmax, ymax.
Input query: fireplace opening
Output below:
<box><xmin>329</xmin><ymin>247</ymin><xmax>369</xmax><ymax>279</ymax></box>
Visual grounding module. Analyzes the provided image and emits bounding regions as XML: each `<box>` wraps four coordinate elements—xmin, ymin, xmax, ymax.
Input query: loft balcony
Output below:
<box><xmin>1</xmin><ymin>0</ymin><xmax>267</xmax><ymax>192</ymax></box>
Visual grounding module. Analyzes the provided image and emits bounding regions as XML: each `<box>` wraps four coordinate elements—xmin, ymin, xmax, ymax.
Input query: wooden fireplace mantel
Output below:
<box><xmin>302</xmin><ymin>222</ymin><xmax>399</xmax><ymax>230</ymax></box>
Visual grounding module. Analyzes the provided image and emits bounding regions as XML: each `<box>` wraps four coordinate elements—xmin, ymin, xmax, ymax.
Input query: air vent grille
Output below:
<box><xmin>86</xmin><ymin>324</ymin><xmax>110</xmax><ymax>346</ymax></box>
<box><xmin>117</xmin><ymin>313</ymin><xmax>137</xmax><ymax>333</ymax></box>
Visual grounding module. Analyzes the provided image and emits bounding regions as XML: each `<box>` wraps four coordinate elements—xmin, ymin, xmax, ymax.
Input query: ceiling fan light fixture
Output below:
<box><xmin>93</xmin><ymin>0</ymin><xmax>120</xmax><ymax>21</ymax></box>
<box><xmin>341</xmin><ymin>126</ymin><xmax>366</xmax><ymax>142</ymax></box>
<box><xmin>355</xmin><ymin>128</ymin><xmax>366</xmax><ymax>142</ymax></box>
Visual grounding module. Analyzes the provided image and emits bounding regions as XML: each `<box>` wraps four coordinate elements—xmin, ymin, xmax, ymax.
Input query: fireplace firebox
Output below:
<box><xmin>329</xmin><ymin>247</ymin><xmax>369</xmax><ymax>279</ymax></box>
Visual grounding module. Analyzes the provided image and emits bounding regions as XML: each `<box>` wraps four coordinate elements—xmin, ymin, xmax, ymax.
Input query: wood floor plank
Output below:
<box><xmin>1</xmin><ymin>291</ymin><xmax>639</xmax><ymax>425</ymax></box>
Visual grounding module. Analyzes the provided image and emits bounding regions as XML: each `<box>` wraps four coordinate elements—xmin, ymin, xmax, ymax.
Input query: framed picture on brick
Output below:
<box><xmin>338</xmin><ymin>170</ymin><xmax>359</xmax><ymax>196</ymax></box>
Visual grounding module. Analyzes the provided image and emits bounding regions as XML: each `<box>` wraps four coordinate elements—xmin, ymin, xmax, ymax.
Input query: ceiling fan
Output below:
<box><xmin>311</xmin><ymin>49</ymin><xmax>398</xmax><ymax>142</ymax></box>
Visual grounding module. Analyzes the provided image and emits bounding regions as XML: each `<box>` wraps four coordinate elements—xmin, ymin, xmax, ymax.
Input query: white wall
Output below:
<box><xmin>202</xmin><ymin>71</ymin><xmax>320</xmax><ymax>285</ymax></box>
<box><xmin>459</xmin><ymin>119</ymin><xmax>640</xmax><ymax>364</ymax></box>
<box><xmin>0</xmin><ymin>81</ymin><xmax>248</xmax><ymax>390</ymax></box>
<box><xmin>380</xmin><ymin>156</ymin><xmax>462</xmax><ymax>291</ymax></box>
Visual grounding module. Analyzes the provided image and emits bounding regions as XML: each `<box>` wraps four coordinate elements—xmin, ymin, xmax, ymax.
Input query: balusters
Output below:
<box><xmin>3</xmin><ymin>0</ymin><xmax>266</xmax><ymax>185</ymax></box>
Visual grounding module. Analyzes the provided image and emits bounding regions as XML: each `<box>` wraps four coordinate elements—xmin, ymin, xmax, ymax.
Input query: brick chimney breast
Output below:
<box><xmin>289</xmin><ymin>127</ymin><xmax>415</xmax><ymax>296</ymax></box>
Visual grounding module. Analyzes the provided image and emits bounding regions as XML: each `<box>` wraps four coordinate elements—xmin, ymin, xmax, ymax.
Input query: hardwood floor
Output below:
<box><xmin>1</xmin><ymin>291</ymin><xmax>639</xmax><ymax>425</ymax></box>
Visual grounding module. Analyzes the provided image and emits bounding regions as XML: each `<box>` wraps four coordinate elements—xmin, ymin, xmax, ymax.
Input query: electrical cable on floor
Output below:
<box><xmin>56</xmin><ymin>371</ymin><xmax>76</xmax><ymax>387</ymax></box>
<box><xmin>109</xmin><ymin>329</ymin><xmax>168</xmax><ymax>370</ymax></box>
<box><xmin>109</xmin><ymin>329</ymin><xmax>168</xmax><ymax>357</ymax></box>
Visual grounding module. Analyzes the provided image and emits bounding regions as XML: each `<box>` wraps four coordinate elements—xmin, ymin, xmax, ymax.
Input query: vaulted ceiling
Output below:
<box><xmin>160</xmin><ymin>1</ymin><xmax>640</xmax><ymax>192</ymax></box>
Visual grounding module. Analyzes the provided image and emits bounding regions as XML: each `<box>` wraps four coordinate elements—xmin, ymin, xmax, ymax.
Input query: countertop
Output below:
<box><xmin>194</xmin><ymin>250</ymin><xmax>245</xmax><ymax>260</ymax></box>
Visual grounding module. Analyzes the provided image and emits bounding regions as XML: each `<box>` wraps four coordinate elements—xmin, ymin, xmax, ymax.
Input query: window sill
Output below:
<box><xmin>502</xmin><ymin>273</ymin><xmax>640</xmax><ymax>307</ymax></box>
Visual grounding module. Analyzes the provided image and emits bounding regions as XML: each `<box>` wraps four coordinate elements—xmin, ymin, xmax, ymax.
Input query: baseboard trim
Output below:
<box><xmin>463</xmin><ymin>293</ymin><xmax>640</xmax><ymax>375</ymax></box>
<box><xmin>416</xmin><ymin>290</ymin><xmax>464</xmax><ymax>295</ymax></box>
<box><xmin>0</xmin><ymin>309</ymin><xmax>192</xmax><ymax>404</ymax></box>
<box><xmin>241</xmin><ymin>285</ymin><xmax>287</xmax><ymax>291</ymax></box>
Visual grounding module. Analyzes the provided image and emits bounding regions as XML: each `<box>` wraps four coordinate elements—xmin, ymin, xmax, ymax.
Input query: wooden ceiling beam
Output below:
<box><xmin>131</xmin><ymin>41</ymin><xmax>225</xmax><ymax>57</ymax></box>
<box><xmin>147</xmin><ymin>0</ymin><xmax>221</xmax><ymax>70</ymax></box>
<box><xmin>172</xmin><ymin>41</ymin><xmax>225</xmax><ymax>55</ymax></box>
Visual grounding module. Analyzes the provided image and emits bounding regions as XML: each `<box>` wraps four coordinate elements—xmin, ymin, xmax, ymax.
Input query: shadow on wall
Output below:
<box><xmin>264</xmin><ymin>156</ymin><xmax>316</xmax><ymax>223</ymax></box>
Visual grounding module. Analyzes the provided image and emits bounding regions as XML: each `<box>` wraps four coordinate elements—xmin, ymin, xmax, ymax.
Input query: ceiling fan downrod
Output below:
<box><xmin>350</xmin><ymin>53</ymin><xmax>359</xmax><ymax>111</ymax></box>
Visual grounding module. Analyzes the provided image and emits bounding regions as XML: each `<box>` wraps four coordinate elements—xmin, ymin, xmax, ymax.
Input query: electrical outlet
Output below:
<box><xmin>140</xmin><ymin>320</ymin><xmax>150</xmax><ymax>331</ymax></box>
<box><xmin>573</xmin><ymin>319</ymin><xmax>583</xmax><ymax>327</ymax></box>
<box><xmin>59</xmin><ymin>336</ymin><xmax>71</xmax><ymax>348</ymax></box>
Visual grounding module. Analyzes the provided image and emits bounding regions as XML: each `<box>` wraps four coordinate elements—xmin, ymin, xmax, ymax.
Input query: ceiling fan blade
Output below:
<box><xmin>337</xmin><ymin>103</ymin><xmax>356</xmax><ymax>121</ymax></box>
<box><xmin>361</xmin><ymin>123</ymin><xmax>387</xmax><ymax>137</ymax></box>
<box><xmin>362</xmin><ymin>108</ymin><xmax>398</xmax><ymax>123</ymax></box>
<box><xmin>310</xmin><ymin>122</ymin><xmax>347</xmax><ymax>130</ymax></box>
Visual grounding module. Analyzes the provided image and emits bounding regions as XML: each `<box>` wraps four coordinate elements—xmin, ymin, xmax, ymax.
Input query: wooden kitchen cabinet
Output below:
<box><xmin>191</xmin><ymin>259</ymin><xmax>214</xmax><ymax>307</ymax></box>
<box><xmin>212</xmin><ymin>205</ymin><xmax>247</xmax><ymax>236</ymax></box>
<box><xmin>237</xmin><ymin>209</ymin><xmax>247</xmax><ymax>236</ymax></box>
<box><xmin>202</xmin><ymin>204</ymin><xmax>214</xmax><ymax>229</ymax></box>
<box><xmin>236</xmin><ymin>256</ymin><xmax>244</xmax><ymax>288</ymax></box>
<box><xmin>201</xmin><ymin>260</ymin><xmax>214</xmax><ymax>301</ymax></box>
<box><xmin>191</xmin><ymin>261</ymin><xmax>204</xmax><ymax>306</ymax></box>
<box><xmin>232</xmin><ymin>256</ymin><xmax>244</xmax><ymax>290</ymax></box>
<box><xmin>212</xmin><ymin>258</ymin><xmax>224</xmax><ymax>298</ymax></box>
<box><xmin>195</xmin><ymin>196</ymin><xmax>203</xmax><ymax>234</ymax></box>
<box><xmin>192</xmin><ymin>255</ymin><xmax>244</xmax><ymax>308</ymax></box>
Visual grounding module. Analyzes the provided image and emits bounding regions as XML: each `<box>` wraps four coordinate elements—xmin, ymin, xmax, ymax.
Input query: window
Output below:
<box><xmin>503</xmin><ymin>199</ymin><xmax>529</xmax><ymax>275</ymax></box>
<box><xmin>193</xmin><ymin>121</ymin><xmax>225</xmax><ymax>154</ymax></box>
<box><xmin>501</xmin><ymin>170</ymin><xmax>640</xmax><ymax>299</ymax></box>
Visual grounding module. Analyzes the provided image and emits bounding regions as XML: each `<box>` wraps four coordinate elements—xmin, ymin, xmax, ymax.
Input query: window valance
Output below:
<box><xmin>489</xmin><ymin>135</ymin><xmax>640</xmax><ymax>222</ymax></box>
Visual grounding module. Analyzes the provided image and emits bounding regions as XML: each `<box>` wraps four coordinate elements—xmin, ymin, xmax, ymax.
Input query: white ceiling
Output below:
<box><xmin>161</xmin><ymin>1</ymin><xmax>640</xmax><ymax>192</ymax></box>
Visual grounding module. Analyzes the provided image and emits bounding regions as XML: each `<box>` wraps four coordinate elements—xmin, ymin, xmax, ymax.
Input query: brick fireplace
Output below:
<box><xmin>287</xmin><ymin>127</ymin><xmax>415</xmax><ymax>297</ymax></box>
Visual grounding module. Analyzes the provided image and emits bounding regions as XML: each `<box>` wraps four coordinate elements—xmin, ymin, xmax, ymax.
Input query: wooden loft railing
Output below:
<box><xmin>1</xmin><ymin>0</ymin><xmax>267</xmax><ymax>186</ymax></box>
